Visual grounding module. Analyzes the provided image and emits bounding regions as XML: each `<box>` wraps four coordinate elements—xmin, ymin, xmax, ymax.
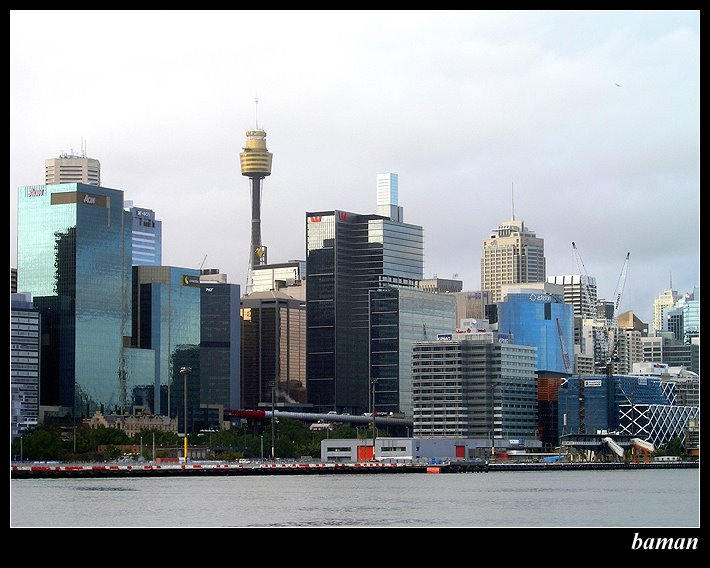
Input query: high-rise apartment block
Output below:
<box><xmin>45</xmin><ymin>153</ymin><xmax>100</xmax><ymax>186</ymax></box>
<box><xmin>481</xmin><ymin>218</ymin><xmax>545</xmax><ymax>304</ymax></box>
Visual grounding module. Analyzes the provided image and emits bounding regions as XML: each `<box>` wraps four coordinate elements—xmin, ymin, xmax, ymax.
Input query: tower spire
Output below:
<box><xmin>511</xmin><ymin>182</ymin><xmax>515</xmax><ymax>220</ymax></box>
<box><xmin>254</xmin><ymin>95</ymin><xmax>259</xmax><ymax>130</ymax></box>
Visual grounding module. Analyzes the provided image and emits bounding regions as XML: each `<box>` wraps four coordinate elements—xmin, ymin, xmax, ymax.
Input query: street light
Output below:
<box><xmin>180</xmin><ymin>366</ymin><xmax>192</xmax><ymax>462</ymax></box>
<box><xmin>371</xmin><ymin>378</ymin><xmax>379</xmax><ymax>461</ymax></box>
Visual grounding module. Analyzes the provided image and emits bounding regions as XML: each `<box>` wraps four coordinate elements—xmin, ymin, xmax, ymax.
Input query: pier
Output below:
<box><xmin>10</xmin><ymin>460</ymin><xmax>697</xmax><ymax>479</ymax></box>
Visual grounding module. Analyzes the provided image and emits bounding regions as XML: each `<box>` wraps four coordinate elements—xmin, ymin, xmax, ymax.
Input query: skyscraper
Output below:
<box><xmin>369</xmin><ymin>287</ymin><xmax>456</xmax><ymax>418</ymax></box>
<box><xmin>17</xmin><ymin>183</ymin><xmax>132</xmax><ymax>417</ymax></box>
<box><xmin>125</xmin><ymin>202</ymin><xmax>162</xmax><ymax>266</ymax></box>
<box><xmin>376</xmin><ymin>173</ymin><xmax>403</xmax><ymax>222</ymax></box>
<box><xmin>306</xmin><ymin>208</ymin><xmax>423</xmax><ymax>414</ymax></box>
<box><xmin>652</xmin><ymin>287</ymin><xmax>680</xmax><ymax>333</ymax></box>
<box><xmin>45</xmin><ymin>152</ymin><xmax>100</xmax><ymax>186</ymax></box>
<box><xmin>131</xmin><ymin>266</ymin><xmax>201</xmax><ymax>420</ymax></box>
<box><xmin>240</xmin><ymin>290</ymin><xmax>306</xmax><ymax>409</ymax></box>
<box><xmin>200</xmin><ymin>282</ymin><xmax>241</xmax><ymax>428</ymax></box>
<box><xmin>481</xmin><ymin>218</ymin><xmax>546</xmax><ymax>304</ymax></box>
<box><xmin>11</xmin><ymin>292</ymin><xmax>41</xmax><ymax>437</ymax></box>
<box><xmin>240</xmin><ymin>126</ymin><xmax>273</xmax><ymax>295</ymax></box>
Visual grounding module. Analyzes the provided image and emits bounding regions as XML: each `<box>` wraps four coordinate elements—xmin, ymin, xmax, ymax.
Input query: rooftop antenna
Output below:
<box><xmin>669</xmin><ymin>271</ymin><xmax>672</xmax><ymax>291</ymax></box>
<box><xmin>254</xmin><ymin>95</ymin><xmax>259</xmax><ymax>130</ymax></box>
<box><xmin>511</xmin><ymin>182</ymin><xmax>515</xmax><ymax>220</ymax></box>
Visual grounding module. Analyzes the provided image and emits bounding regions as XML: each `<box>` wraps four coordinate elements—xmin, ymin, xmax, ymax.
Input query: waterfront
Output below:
<box><xmin>10</xmin><ymin>468</ymin><xmax>699</xmax><ymax>528</ymax></box>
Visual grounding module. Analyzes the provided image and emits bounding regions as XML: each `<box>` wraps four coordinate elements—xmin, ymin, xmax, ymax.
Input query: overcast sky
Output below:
<box><xmin>10</xmin><ymin>10</ymin><xmax>699</xmax><ymax>324</ymax></box>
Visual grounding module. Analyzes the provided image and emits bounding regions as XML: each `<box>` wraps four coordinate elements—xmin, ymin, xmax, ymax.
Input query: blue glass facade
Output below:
<box><xmin>558</xmin><ymin>375</ymin><xmax>673</xmax><ymax>436</ymax></box>
<box><xmin>496</xmin><ymin>292</ymin><xmax>574</xmax><ymax>374</ymax></box>
<box><xmin>131</xmin><ymin>266</ymin><xmax>200</xmax><ymax>421</ymax></box>
<box><xmin>683</xmin><ymin>286</ymin><xmax>699</xmax><ymax>344</ymax></box>
<box><xmin>17</xmin><ymin>183</ymin><xmax>132</xmax><ymax>417</ymax></box>
<box><xmin>129</xmin><ymin>206</ymin><xmax>162</xmax><ymax>266</ymax></box>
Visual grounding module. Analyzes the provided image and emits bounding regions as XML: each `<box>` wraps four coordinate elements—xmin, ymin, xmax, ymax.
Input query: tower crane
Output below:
<box><xmin>572</xmin><ymin>242</ymin><xmax>630</xmax><ymax>434</ymax></box>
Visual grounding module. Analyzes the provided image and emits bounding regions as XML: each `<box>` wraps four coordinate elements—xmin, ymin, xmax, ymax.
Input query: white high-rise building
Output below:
<box><xmin>547</xmin><ymin>274</ymin><xmax>598</xmax><ymax>318</ymax></box>
<box><xmin>45</xmin><ymin>152</ymin><xmax>100</xmax><ymax>186</ymax></box>
<box><xmin>652</xmin><ymin>288</ymin><xmax>680</xmax><ymax>333</ymax></box>
<box><xmin>481</xmin><ymin>218</ymin><xmax>546</xmax><ymax>304</ymax></box>
<box><xmin>376</xmin><ymin>173</ymin><xmax>403</xmax><ymax>222</ymax></box>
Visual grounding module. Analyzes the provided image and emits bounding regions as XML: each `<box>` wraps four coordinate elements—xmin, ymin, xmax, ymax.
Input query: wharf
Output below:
<box><xmin>10</xmin><ymin>460</ymin><xmax>697</xmax><ymax>479</ymax></box>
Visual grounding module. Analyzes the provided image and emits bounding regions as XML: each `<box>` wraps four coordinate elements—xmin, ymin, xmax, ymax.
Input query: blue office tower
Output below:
<box><xmin>497</xmin><ymin>291</ymin><xmax>574</xmax><ymax>374</ymax></box>
<box><xmin>17</xmin><ymin>183</ymin><xmax>132</xmax><ymax>418</ymax></box>
<box><xmin>131</xmin><ymin>266</ymin><xmax>201</xmax><ymax>425</ymax></box>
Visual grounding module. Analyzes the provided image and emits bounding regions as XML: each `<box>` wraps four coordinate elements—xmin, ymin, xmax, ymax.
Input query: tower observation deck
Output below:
<box><xmin>240</xmin><ymin>128</ymin><xmax>273</xmax><ymax>295</ymax></box>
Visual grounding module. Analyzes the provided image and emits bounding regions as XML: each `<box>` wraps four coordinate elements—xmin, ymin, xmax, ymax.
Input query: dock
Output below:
<box><xmin>10</xmin><ymin>459</ymin><xmax>697</xmax><ymax>479</ymax></box>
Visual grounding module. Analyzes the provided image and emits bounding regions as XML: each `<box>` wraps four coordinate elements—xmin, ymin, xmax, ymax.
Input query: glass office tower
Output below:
<box><xmin>131</xmin><ymin>266</ymin><xmax>201</xmax><ymax>421</ymax></box>
<box><xmin>496</xmin><ymin>292</ymin><xmax>574</xmax><ymax>374</ymax></box>
<box><xmin>127</xmin><ymin>204</ymin><xmax>162</xmax><ymax>266</ymax></box>
<box><xmin>200</xmin><ymin>283</ymin><xmax>241</xmax><ymax>424</ymax></box>
<box><xmin>369</xmin><ymin>288</ymin><xmax>456</xmax><ymax>418</ymax></box>
<box><xmin>17</xmin><ymin>183</ymin><xmax>132</xmax><ymax>417</ymax></box>
<box><xmin>306</xmin><ymin>210</ymin><xmax>423</xmax><ymax>414</ymax></box>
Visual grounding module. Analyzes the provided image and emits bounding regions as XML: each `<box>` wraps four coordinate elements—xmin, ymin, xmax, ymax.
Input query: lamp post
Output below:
<box><xmin>180</xmin><ymin>366</ymin><xmax>192</xmax><ymax>462</ymax></box>
<box><xmin>370</xmin><ymin>378</ymin><xmax>379</xmax><ymax>461</ymax></box>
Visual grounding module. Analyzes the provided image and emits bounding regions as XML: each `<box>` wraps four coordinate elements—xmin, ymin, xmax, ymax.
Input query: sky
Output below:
<box><xmin>10</xmin><ymin>10</ymin><xmax>700</xmax><ymax>324</ymax></box>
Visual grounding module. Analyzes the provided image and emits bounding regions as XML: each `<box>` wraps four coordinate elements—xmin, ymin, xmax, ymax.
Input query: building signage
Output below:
<box><xmin>82</xmin><ymin>194</ymin><xmax>97</xmax><ymax>205</ymax></box>
<box><xmin>26</xmin><ymin>187</ymin><xmax>46</xmax><ymax>197</ymax></box>
<box><xmin>529</xmin><ymin>293</ymin><xmax>553</xmax><ymax>303</ymax></box>
<box><xmin>338</xmin><ymin>212</ymin><xmax>348</xmax><ymax>221</ymax></box>
<box><xmin>436</xmin><ymin>334</ymin><xmax>453</xmax><ymax>341</ymax></box>
<box><xmin>584</xmin><ymin>379</ymin><xmax>602</xmax><ymax>387</ymax></box>
<box><xmin>498</xmin><ymin>333</ymin><xmax>511</xmax><ymax>344</ymax></box>
<box><xmin>136</xmin><ymin>209</ymin><xmax>153</xmax><ymax>219</ymax></box>
<box><xmin>309</xmin><ymin>216</ymin><xmax>322</xmax><ymax>223</ymax></box>
<box><xmin>181</xmin><ymin>274</ymin><xmax>201</xmax><ymax>287</ymax></box>
<box><xmin>638</xmin><ymin>377</ymin><xmax>647</xmax><ymax>386</ymax></box>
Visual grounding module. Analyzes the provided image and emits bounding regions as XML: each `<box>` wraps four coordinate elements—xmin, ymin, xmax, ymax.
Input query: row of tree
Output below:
<box><xmin>10</xmin><ymin>419</ymin><xmax>371</xmax><ymax>463</ymax></box>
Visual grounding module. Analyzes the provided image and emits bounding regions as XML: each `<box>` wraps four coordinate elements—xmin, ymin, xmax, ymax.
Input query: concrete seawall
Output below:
<box><xmin>10</xmin><ymin>460</ymin><xmax>697</xmax><ymax>479</ymax></box>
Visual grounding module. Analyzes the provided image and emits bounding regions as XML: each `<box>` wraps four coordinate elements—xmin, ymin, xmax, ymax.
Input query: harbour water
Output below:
<box><xmin>10</xmin><ymin>468</ymin><xmax>699</xmax><ymax>528</ymax></box>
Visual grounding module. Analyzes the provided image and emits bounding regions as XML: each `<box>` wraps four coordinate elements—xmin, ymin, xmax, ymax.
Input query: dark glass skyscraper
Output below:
<box><xmin>306</xmin><ymin>210</ymin><xmax>423</xmax><ymax>414</ymax></box>
<box><xmin>200</xmin><ymin>283</ymin><xmax>241</xmax><ymax>426</ymax></box>
<box><xmin>17</xmin><ymin>183</ymin><xmax>132</xmax><ymax>418</ymax></box>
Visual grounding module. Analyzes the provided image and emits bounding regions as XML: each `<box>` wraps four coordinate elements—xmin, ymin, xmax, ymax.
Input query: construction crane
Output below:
<box><xmin>572</xmin><ymin>242</ymin><xmax>606</xmax><ymax>371</ymax></box>
<box><xmin>572</xmin><ymin>242</ymin><xmax>630</xmax><ymax>434</ymax></box>
<box><xmin>556</xmin><ymin>318</ymin><xmax>572</xmax><ymax>374</ymax></box>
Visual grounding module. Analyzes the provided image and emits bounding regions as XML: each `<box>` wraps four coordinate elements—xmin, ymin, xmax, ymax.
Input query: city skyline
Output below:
<box><xmin>10</xmin><ymin>10</ymin><xmax>700</xmax><ymax>324</ymax></box>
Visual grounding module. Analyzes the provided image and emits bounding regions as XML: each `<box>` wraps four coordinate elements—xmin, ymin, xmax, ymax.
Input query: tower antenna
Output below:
<box><xmin>511</xmin><ymin>182</ymin><xmax>515</xmax><ymax>220</ymax></box>
<box><xmin>254</xmin><ymin>96</ymin><xmax>259</xmax><ymax>130</ymax></box>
